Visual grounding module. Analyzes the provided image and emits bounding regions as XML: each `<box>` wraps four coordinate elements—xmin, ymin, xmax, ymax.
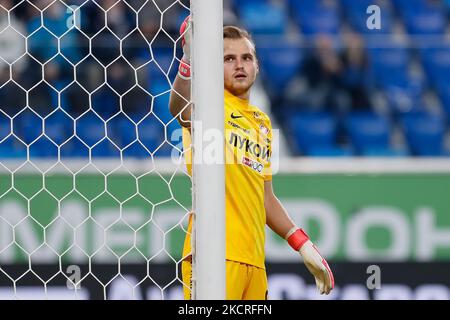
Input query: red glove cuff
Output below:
<box><xmin>287</xmin><ymin>228</ymin><xmax>310</xmax><ymax>251</ymax></box>
<box><xmin>178</xmin><ymin>60</ymin><xmax>191</xmax><ymax>80</ymax></box>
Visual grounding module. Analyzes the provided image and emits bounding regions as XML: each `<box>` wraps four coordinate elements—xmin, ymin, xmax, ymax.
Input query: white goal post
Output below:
<box><xmin>0</xmin><ymin>0</ymin><xmax>226</xmax><ymax>300</ymax></box>
<box><xmin>190</xmin><ymin>0</ymin><xmax>226</xmax><ymax>300</ymax></box>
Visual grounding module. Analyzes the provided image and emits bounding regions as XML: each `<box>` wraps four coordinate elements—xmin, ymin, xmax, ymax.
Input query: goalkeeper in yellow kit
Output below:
<box><xmin>169</xmin><ymin>17</ymin><xmax>334</xmax><ymax>300</ymax></box>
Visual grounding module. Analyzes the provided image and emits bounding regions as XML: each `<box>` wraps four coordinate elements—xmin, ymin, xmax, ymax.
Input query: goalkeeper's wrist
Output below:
<box><xmin>285</xmin><ymin>227</ymin><xmax>310</xmax><ymax>251</ymax></box>
<box><xmin>178</xmin><ymin>58</ymin><xmax>191</xmax><ymax>80</ymax></box>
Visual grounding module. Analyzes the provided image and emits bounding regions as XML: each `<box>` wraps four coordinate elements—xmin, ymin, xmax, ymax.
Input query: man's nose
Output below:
<box><xmin>235</xmin><ymin>58</ymin><xmax>244</xmax><ymax>70</ymax></box>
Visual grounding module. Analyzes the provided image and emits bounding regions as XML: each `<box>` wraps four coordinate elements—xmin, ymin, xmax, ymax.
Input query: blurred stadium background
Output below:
<box><xmin>0</xmin><ymin>0</ymin><xmax>450</xmax><ymax>300</ymax></box>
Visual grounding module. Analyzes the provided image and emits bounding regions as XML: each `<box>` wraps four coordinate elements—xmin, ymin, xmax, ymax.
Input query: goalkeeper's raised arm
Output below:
<box><xmin>169</xmin><ymin>16</ymin><xmax>192</xmax><ymax>128</ymax></box>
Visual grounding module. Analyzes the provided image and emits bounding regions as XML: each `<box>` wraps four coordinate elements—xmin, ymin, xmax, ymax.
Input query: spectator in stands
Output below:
<box><xmin>283</xmin><ymin>34</ymin><xmax>346</xmax><ymax>114</ymax></box>
<box><xmin>24</xmin><ymin>0</ymin><xmax>79</xmax><ymax>116</ymax></box>
<box><xmin>27</xmin><ymin>0</ymin><xmax>77</xmax><ymax>63</ymax></box>
<box><xmin>0</xmin><ymin>66</ymin><xmax>25</xmax><ymax>117</ymax></box>
<box><xmin>0</xmin><ymin>0</ymin><xmax>27</xmax><ymax>116</ymax></box>
<box><xmin>104</xmin><ymin>0</ymin><xmax>131</xmax><ymax>39</ymax></box>
<box><xmin>339</xmin><ymin>32</ymin><xmax>372</xmax><ymax>111</ymax></box>
<box><xmin>139</xmin><ymin>0</ymin><xmax>185</xmax><ymax>43</ymax></box>
<box><xmin>0</xmin><ymin>0</ymin><xmax>27</xmax><ymax>73</ymax></box>
<box><xmin>224</xmin><ymin>0</ymin><xmax>239</xmax><ymax>25</ymax></box>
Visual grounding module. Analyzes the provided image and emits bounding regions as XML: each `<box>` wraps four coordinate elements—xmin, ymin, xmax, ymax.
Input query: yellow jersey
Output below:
<box><xmin>182</xmin><ymin>90</ymin><xmax>272</xmax><ymax>269</ymax></box>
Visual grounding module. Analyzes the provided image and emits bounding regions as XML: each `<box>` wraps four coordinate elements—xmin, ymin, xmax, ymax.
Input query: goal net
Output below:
<box><xmin>0</xmin><ymin>0</ymin><xmax>205</xmax><ymax>300</ymax></box>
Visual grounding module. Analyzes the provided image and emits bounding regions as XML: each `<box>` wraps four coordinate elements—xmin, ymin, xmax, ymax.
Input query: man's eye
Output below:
<box><xmin>225</xmin><ymin>57</ymin><xmax>234</xmax><ymax>62</ymax></box>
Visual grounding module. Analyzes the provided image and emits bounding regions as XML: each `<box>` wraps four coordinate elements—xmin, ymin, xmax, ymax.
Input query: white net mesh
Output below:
<box><xmin>0</xmin><ymin>0</ymin><xmax>192</xmax><ymax>300</ymax></box>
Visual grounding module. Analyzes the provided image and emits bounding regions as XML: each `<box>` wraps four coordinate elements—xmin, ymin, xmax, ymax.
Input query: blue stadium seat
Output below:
<box><xmin>0</xmin><ymin>136</ymin><xmax>27</xmax><ymax>158</ymax></box>
<box><xmin>105</xmin><ymin>113</ymin><xmax>133</xmax><ymax>151</ymax></box>
<box><xmin>151</xmin><ymin>88</ymin><xmax>173</xmax><ymax>124</ymax></box>
<box><xmin>344</xmin><ymin>1</ymin><xmax>394</xmax><ymax>34</ymax></box>
<box><xmin>90</xmin><ymin>86</ymin><xmax>120</xmax><ymax>120</ymax></box>
<box><xmin>29</xmin><ymin>137</ymin><xmax>58</xmax><ymax>158</ymax></box>
<box><xmin>291</xmin><ymin>1</ymin><xmax>339</xmax><ymax>35</ymax></box>
<box><xmin>60</xmin><ymin>137</ymin><xmax>89</xmax><ymax>158</ymax></box>
<box><xmin>149</xmin><ymin>77</ymin><xmax>171</xmax><ymax>96</ymax></box>
<box><xmin>150</xmin><ymin>80</ymin><xmax>181</xmax><ymax>142</ymax></box>
<box><xmin>75</xmin><ymin>113</ymin><xmax>106</xmax><ymax>148</ymax></box>
<box><xmin>0</xmin><ymin>136</ymin><xmax>14</xmax><ymax>158</ymax></box>
<box><xmin>232</xmin><ymin>0</ymin><xmax>265</xmax><ymax>8</ymax></box>
<box><xmin>238</xmin><ymin>2</ymin><xmax>287</xmax><ymax>35</ymax></box>
<box><xmin>340</xmin><ymin>0</ymin><xmax>373</xmax><ymax>9</ymax></box>
<box><xmin>110</xmin><ymin>115</ymin><xmax>137</xmax><ymax>150</ymax></box>
<box><xmin>13</xmin><ymin>110</ymin><xmax>43</xmax><ymax>145</ymax></box>
<box><xmin>402</xmin><ymin>113</ymin><xmax>446</xmax><ymax>156</ymax></box>
<box><xmin>421</xmin><ymin>47</ymin><xmax>450</xmax><ymax>89</ymax></box>
<box><xmin>347</xmin><ymin>12</ymin><xmax>393</xmax><ymax>35</ymax></box>
<box><xmin>150</xmin><ymin>47</ymin><xmax>178</xmax><ymax>81</ymax></box>
<box><xmin>287</xmin><ymin>0</ymin><xmax>317</xmax><ymax>12</ymax></box>
<box><xmin>137</xmin><ymin>115</ymin><xmax>165</xmax><ymax>154</ymax></box>
<box><xmin>393</xmin><ymin>0</ymin><xmax>427</xmax><ymax>11</ymax></box>
<box><xmin>345</xmin><ymin>112</ymin><xmax>391</xmax><ymax>155</ymax></box>
<box><xmin>437</xmin><ymin>85</ymin><xmax>450</xmax><ymax>121</ymax></box>
<box><xmin>124</xmin><ymin>140</ymin><xmax>173</xmax><ymax>158</ymax></box>
<box><xmin>45</xmin><ymin>110</ymin><xmax>74</xmax><ymax>146</ymax></box>
<box><xmin>403</xmin><ymin>7</ymin><xmax>446</xmax><ymax>35</ymax></box>
<box><xmin>0</xmin><ymin>141</ymin><xmax>13</xmax><ymax>158</ymax></box>
<box><xmin>154</xmin><ymin>143</ymin><xmax>176</xmax><ymax>157</ymax></box>
<box><xmin>383</xmin><ymin>80</ymin><xmax>425</xmax><ymax>115</ymax></box>
<box><xmin>91</xmin><ymin>139</ymin><xmax>120</xmax><ymax>157</ymax></box>
<box><xmin>257</xmin><ymin>39</ymin><xmax>303</xmax><ymax>95</ymax></box>
<box><xmin>27</xmin><ymin>23</ymin><xmax>59</xmax><ymax>63</ymax></box>
<box><xmin>368</xmin><ymin>46</ymin><xmax>410</xmax><ymax>88</ymax></box>
<box><xmin>145</xmin><ymin>47</ymin><xmax>178</xmax><ymax>92</ymax></box>
<box><xmin>368</xmin><ymin>45</ymin><xmax>426</xmax><ymax>115</ymax></box>
<box><xmin>0</xmin><ymin>112</ymin><xmax>10</xmax><ymax>143</ymax></box>
<box><xmin>288</xmin><ymin>112</ymin><xmax>337</xmax><ymax>155</ymax></box>
<box><xmin>122</xmin><ymin>141</ymin><xmax>150</xmax><ymax>158</ymax></box>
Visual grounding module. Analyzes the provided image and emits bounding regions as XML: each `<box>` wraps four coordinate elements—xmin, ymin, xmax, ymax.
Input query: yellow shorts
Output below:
<box><xmin>181</xmin><ymin>259</ymin><xmax>268</xmax><ymax>300</ymax></box>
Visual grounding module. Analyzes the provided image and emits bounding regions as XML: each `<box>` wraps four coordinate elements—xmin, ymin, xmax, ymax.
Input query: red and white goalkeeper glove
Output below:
<box><xmin>178</xmin><ymin>15</ymin><xmax>191</xmax><ymax>80</ymax></box>
<box><xmin>286</xmin><ymin>227</ymin><xmax>335</xmax><ymax>295</ymax></box>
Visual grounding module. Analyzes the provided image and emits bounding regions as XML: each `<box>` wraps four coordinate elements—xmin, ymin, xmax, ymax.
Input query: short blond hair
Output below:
<box><xmin>223</xmin><ymin>26</ymin><xmax>257</xmax><ymax>56</ymax></box>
